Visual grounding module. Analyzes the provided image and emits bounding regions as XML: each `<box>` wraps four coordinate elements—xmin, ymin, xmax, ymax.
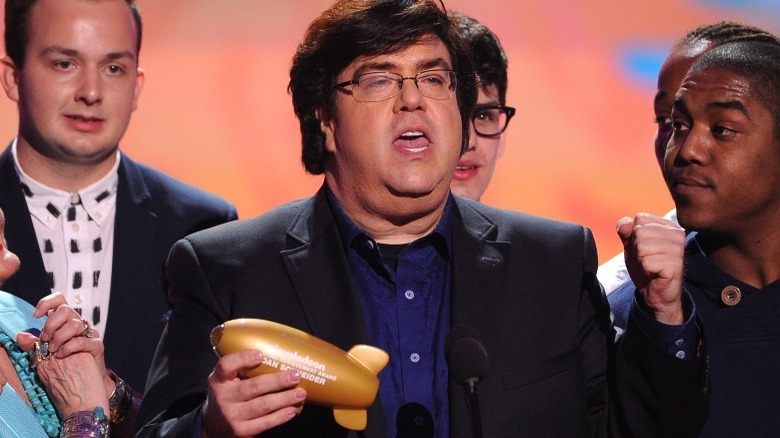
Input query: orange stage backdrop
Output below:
<box><xmin>1</xmin><ymin>0</ymin><xmax>777</xmax><ymax>262</ymax></box>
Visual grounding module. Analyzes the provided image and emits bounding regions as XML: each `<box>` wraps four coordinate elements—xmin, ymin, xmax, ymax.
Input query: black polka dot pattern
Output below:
<box><xmin>92</xmin><ymin>306</ymin><xmax>101</xmax><ymax>326</ymax></box>
<box><xmin>46</xmin><ymin>203</ymin><xmax>60</xmax><ymax>218</ymax></box>
<box><xmin>21</xmin><ymin>173</ymin><xmax>118</xmax><ymax>338</ymax></box>
<box><xmin>95</xmin><ymin>190</ymin><xmax>110</xmax><ymax>203</ymax></box>
<box><xmin>72</xmin><ymin>272</ymin><xmax>82</xmax><ymax>289</ymax></box>
<box><xmin>20</xmin><ymin>183</ymin><xmax>33</xmax><ymax>198</ymax></box>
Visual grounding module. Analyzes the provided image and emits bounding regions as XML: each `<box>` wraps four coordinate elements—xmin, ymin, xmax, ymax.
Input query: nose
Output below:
<box><xmin>76</xmin><ymin>68</ymin><xmax>102</xmax><ymax>105</ymax></box>
<box><xmin>393</xmin><ymin>77</ymin><xmax>426</xmax><ymax>112</ymax></box>
<box><xmin>672</xmin><ymin>125</ymin><xmax>710</xmax><ymax>167</ymax></box>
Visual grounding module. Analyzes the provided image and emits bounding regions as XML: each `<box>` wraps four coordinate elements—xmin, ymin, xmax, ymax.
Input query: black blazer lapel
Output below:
<box><xmin>281</xmin><ymin>188</ymin><xmax>387</xmax><ymax>438</ymax></box>
<box><xmin>448</xmin><ymin>198</ymin><xmax>511</xmax><ymax>437</ymax></box>
<box><xmin>103</xmin><ymin>156</ymin><xmax>156</xmax><ymax>368</ymax></box>
<box><xmin>0</xmin><ymin>145</ymin><xmax>51</xmax><ymax>303</ymax></box>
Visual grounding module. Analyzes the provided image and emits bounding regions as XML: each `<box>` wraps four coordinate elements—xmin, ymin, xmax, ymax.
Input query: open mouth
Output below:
<box><xmin>395</xmin><ymin>131</ymin><xmax>429</xmax><ymax>152</ymax></box>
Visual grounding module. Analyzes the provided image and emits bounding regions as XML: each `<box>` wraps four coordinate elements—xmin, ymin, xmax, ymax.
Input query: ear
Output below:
<box><xmin>0</xmin><ymin>56</ymin><xmax>21</xmax><ymax>103</ymax></box>
<box><xmin>131</xmin><ymin>67</ymin><xmax>145</xmax><ymax>112</ymax></box>
<box><xmin>317</xmin><ymin>107</ymin><xmax>338</xmax><ymax>154</ymax></box>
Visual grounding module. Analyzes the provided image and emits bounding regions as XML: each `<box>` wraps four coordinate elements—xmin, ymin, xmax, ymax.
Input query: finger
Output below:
<box><xmin>204</xmin><ymin>373</ymin><xmax>304</xmax><ymax>437</ymax></box>
<box><xmin>212</xmin><ymin>350</ymin><xmax>265</xmax><ymax>382</ymax></box>
<box><xmin>231</xmin><ymin>381</ymin><xmax>304</xmax><ymax>419</ymax></box>
<box><xmin>237</xmin><ymin>370</ymin><xmax>302</xmax><ymax>403</ymax></box>
<box><xmin>632</xmin><ymin>223</ymin><xmax>686</xmax><ymax>256</ymax></box>
<box><xmin>616</xmin><ymin>216</ymin><xmax>634</xmax><ymax>243</ymax></box>
<box><xmin>33</xmin><ymin>292</ymin><xmax>69</xmax><ymax>319</ymax></box>
<box><xmin>53</xmin><ymin>336</ymin><xmax>104</xmax><ymax>359</ymax></box>
<box><xmin>16</xmin><ymin>332</ymin><xmax>38</xmax><ymax>351</ymax></box>
<box><xmin>40</xmin><ymin>305</ymin><xmax>83</xmax><ymax>344</ymax></box>
<box><xmin>237</xmin><ymin>404</ymin><xmax>300</xmax><ymax>436</ymax></box>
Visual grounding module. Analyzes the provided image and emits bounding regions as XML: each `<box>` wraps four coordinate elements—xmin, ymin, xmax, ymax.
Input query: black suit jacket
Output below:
<box><xmin>0</xmin><ymin>145</ymin><xmax>238</xmax><ymax>390</ymax></box>
<box><xmin>137</xmin><ymin>187</ymin><xmax>612</xmax><ymax>437</ymax></box>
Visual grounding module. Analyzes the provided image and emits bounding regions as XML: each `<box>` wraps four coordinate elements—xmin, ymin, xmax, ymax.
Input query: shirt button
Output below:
<box><xmin>74</xmin><ymin>294</ymin><xmax>83</xmax><ymax>304</ymax></box>
<box><xmin>70</xmin><ymin>193</ymin><xmax>81</xmax><ymax>204</ymax></box>
<box><xmin>71</xmin><ymin>223</ymin><xmax>80</xmax><ymax>232</ymax></box>
<box><xmin>404</xmin><ymin>290</ymin><xmax>415</xmax><ymax>300</ymax></box>
<box><xmin>366</xmin><ymin>240</ymin><xmax>375</xmax><ymax>249</ymax></box>
<box><xmin>675</xmin><ymin>351</ymin><xmax>686</xmax><ymax>359</ymax></box>
<box><xmin>94</xmin><ymin>212</ymin><xmax>102</xmax><ymax>220</ymax></box>
<box><xmin>410</xmin><ymin>353</ymin><xmax>420</xmax><ymax>363</ymax></box>
<box><xmin>721</xmin><ymin>285</ymin><xmax>742</xmax><ymax>306</ymax></box>
<box><xmin>674</xmin><ymin>339</ymin><xmax>684</xmax><ymax>346</ymax></box>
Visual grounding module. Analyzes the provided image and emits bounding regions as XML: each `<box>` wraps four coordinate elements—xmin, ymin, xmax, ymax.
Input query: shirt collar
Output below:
<box><xmin>12</xmin><ymin>138</ymin><xmax>121</xmax><ymax>227</ymax></box>
<box><xmin>326</xmin><ymin>186</ymin><xmax>453</xmax><ymax>259</ymax></box>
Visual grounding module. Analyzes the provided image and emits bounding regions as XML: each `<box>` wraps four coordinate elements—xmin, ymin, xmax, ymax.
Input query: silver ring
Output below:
<box><xmin>79</xmin><ymin>318</ymin><xmax>97</xmax><ymax>338</ymax></box>
<box><xmin>31</xmin><ymin>340</ymin><xmax>51</xmax><ymax>369</ymax></box>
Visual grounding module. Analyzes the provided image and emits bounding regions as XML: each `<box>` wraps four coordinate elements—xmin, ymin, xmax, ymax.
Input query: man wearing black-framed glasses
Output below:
<box><xmin>449</xmin><ymin>11</ymin><xmax>516</xmax><ymax>201</ymax></box>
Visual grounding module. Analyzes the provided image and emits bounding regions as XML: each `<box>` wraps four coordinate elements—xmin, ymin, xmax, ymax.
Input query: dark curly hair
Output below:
<box><xmin>288</xmin><ymin>0</ymin><xmax>478</xmax><ymax>175</ymax></box>
<box><xmin>448</xmin><ymin>10</ymin><xmax>507</xmax><ymax>104</ymax></box>
<box><xmin>678</xmin><ymin>21</ymin><xmax>780</xmax><ymax>49</ymax></box>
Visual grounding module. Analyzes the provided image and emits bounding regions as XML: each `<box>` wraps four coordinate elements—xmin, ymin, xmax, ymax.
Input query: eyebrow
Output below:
<box><xmin>39</xmin><ymin>45</ymin><xmax>137</xmax><ymax>62</ymax></box>
<box><xmin>353</xmin><ymin>57</ymin><xmax>452</xmax><ymax>77</ymax></box>
<box><xmin>708</xmin><ymin>99</ymin><xmax>749</xmax><ymax>118</ymax></box>
<box><xmin>673</xmin><ymin>96</ymin><xmax>751</xmax><ymax>121</ymax></box>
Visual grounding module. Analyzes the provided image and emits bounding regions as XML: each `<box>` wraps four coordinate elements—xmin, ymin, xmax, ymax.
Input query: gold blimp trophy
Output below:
<box><xmin>210</xmin><ymin>319</ymin><xmax>389</xmax><ymax>430</ymax></box>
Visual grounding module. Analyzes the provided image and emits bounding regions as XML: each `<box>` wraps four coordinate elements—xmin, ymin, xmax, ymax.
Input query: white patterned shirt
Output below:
<box><xmin>12</xmin><ymin>139</ymin><xmax>118</xmax><ymax>336</ymax></box>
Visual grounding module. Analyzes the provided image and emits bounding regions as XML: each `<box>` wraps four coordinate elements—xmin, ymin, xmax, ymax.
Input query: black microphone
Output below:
<box><xmin>445</xmin><ymin>326</ymin><xmax>488</xmax><ymax>438</ymax></box>
<box><xmin>396</xmin><ymin>402</ymin><xmax>434</xmax><ymax>438</ymax></box>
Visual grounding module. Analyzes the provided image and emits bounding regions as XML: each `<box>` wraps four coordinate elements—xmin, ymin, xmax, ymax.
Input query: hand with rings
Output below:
<box><xmin>29</xmin><ymin>317</ymin><xmax>96</xmax><ymax>368</ymax></box>
<box><xmin>16</xmin><ymin>292</ymin><xmax>115</xmax><ymax>415</ymax></box>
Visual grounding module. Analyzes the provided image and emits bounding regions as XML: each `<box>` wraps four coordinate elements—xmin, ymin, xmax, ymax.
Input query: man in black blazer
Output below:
<box><xmin>0</xmin><ymin>0</ymin><xmax>237</xmax><ymax>394</ymax></box>
<box><xmin>137</xmin><ymin>1</ymin><xmax>611</xmax><ymax>437</ymax></box>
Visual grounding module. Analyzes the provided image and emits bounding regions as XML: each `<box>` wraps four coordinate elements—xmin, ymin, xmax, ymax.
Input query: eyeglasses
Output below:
<box><xmin>471</xmin><ymin>105</ymin><xmax>516</xmax><ymax>137</ymax></box>
<box><xmin>334</xmin><ymin>69</ymin><xmax>458</xmax><ymax>102</ymax></box>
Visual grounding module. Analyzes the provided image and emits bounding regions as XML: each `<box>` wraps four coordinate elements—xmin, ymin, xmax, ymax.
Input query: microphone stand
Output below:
<box><xmin>466</xmin><ymin>378</ymin><xmax>483</xmax><ymax>438</ymax></box>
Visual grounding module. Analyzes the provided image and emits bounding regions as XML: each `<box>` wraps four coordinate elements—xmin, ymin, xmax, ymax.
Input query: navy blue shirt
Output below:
<box><xmin>329</xmin><ymin>190</ymin><xmax>452</xmax><ymax>438</ymax></box>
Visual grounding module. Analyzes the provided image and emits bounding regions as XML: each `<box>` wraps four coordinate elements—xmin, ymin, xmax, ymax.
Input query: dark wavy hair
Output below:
<box><xmin>288</xmin><ymin>0</ymin><xmax>478</xmax><ymax>175</ymax></box>
<box><xmin>5</xmin><ymin>0</ymin><xmax>143</xmax><ymax>69</ymax></box>
<box><xmin>448</xmin><ymin>10</ymin><xmax>507</xmax><ymax>104</ymax></box>
<box><xmin>678</xmin><ymin>21</ymin><xmax>780</xmax><ymax>49</ymax></box>
<box><xmin>689</xmin><ymin>41</ymin><xmax>780</xmax><ymax>140</ymax></box>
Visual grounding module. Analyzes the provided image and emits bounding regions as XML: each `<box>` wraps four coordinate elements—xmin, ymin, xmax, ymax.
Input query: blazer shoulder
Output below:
<box><xmin>457</xmin><ymin>196</ymin><xmax>590</xmax><ymax>242</ymax></box>
<box><xmin>180</xmin><ymin>196</ymin><xmax>312</xmax><ymax>253</ymax></box>
<box><xmin>120</xmin><ymin>155</ymin><xmax>237</xmax><ymax>217</ymax></box>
